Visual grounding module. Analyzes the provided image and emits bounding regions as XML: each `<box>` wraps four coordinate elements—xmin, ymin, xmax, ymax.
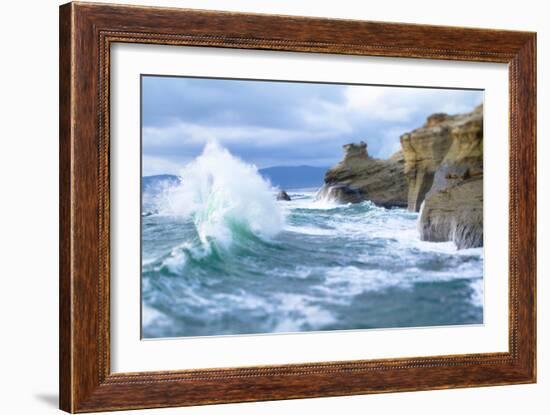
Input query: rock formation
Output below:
<box><xmin>318</xmin><ymin>105</ymin><xmax>483</xmax><ymax>249</ymax></box>
<box><xmin>276</xmin><ymin>190</ymin><xmax>291</xmax><ymax>201</ymax></box>
<box><xmin>317</xmin><ymin>184</ymin><xmax>363</xmax><ymax>204</ymax></box>
<box><xmin>400</xmin><ymin>114</ymin><xmax>454</xmax><ymax>212</ymax></box>
<box><xmin>401</xmin><ymin>105</ymin><xmax>483</xmax><ymax>249</ymax></box>
<box><xmin>318</xmin><ymin>141</ymin><xmax>408</xmax><ymax>208</ymax></box>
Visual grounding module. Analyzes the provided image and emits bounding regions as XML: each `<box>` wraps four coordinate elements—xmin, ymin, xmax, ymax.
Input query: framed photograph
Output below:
<box><xmin>59</xmin><ymin>2</ymin><xmax>536</xmax><ymax>412</ymax></box>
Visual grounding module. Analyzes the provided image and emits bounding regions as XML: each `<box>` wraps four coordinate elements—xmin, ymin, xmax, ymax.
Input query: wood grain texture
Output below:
<box><xmin>59</xmin><ymin>3</ymin><xmax>73</xmax><ymax>411</ymax></box>
<box><xmin>59</xmin><ymin>2</ymin><xmax>537</xmax><ymax>413</ymax></box>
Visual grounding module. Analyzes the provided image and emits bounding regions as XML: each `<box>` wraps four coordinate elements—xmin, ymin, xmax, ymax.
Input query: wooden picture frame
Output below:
<box><xmin>59</xmin><ymin>2</ymin><xmax>536</xmax><ymax>412</ymax></box>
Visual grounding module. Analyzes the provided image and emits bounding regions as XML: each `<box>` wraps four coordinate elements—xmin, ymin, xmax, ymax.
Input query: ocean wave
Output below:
<box><xmin>469</xmin><ymin>278</ymin><xmax>484</xmax><ymax>308</ymax></box>
<box><xmin>284</xmin><ymin>224</ymin><xmax>335</xmax><ymax>236</ymax></box>
<box><xmin>142</xmin><ymin>156</ymin><xmax>484</xmax><ymax>337</ymax></box>
<box><xmin>271</xmin><ymin>293</ymin><xmax>337</xmax><ymax>333</ymax></box>
<box><xmin>285</xmin><ymin>196</ymin><xmax>381</xmax><ymax>213</ymax></box>
<box><xmin>153</xmin><ymin>142</ymin><xmax>285</xmax><ymax>252</ymax></box>
<box><xmin>316</xmin><ymin>260</ymin><xmax>483</xmax><ymax>300</ymax></box>
<box><xmin>142</xmin><ymin>304</ymin><xmax>165</xmax><ymax>327</ymax></box>
<box><xmin>155</xmin><ymin>222</ymin><xmax>279</xmax><ymax>278</ymax></box>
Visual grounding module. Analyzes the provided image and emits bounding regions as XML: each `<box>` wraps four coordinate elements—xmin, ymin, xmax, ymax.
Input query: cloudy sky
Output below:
<box><xmin>142</xmin><ymin>76</ymin><xmax>483</xmax><ymax>176</ymax></box>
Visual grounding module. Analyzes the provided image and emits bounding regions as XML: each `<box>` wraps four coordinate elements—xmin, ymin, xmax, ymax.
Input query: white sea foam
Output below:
<box><xmin>307</xmin><ymin>199</ymin><xmax>343</xmax><ymax>210</ymax></box>
<box><xmin>281</xmin><ymin>191</ymin><xmax>342</xmax><ymax>210</ymax></box>
<box><xmin>143</xmin><ymin>170</ymin><xmax>484</xmax><ymax>336</ymax></box>
<box><xmin>272</xmin><ymin>293</ymin><xmax>336</xmax><ymax>332</ymax></box>
<box><xmin>317</xmin><ymin>260</ymin><xmax>483</xmax><ymax>301</ymax></box>
<box><xmin>157</xmin><ymin>142</ymin><xmax>285</xmax><ymax>249</ymax></box>
<box><xmin>319</xmin><ymin>205</ymin><xmax>484</xmax><ymax>257</ymax></box>
<box><xmin>273</xmin><ymin>265</ymin><xmax>317</xmax><ymax>280</ymax></box>
<box><xmin>284</xmin><ymin>224</ymin><xmax>334</xmax><ymax>236</ymax></box>
<box><xmin>371</xmin><ymin>225</ymin><xmax>484</xmax><ymax>256</ymax></box>
<box><xmin>142</xmin><ymin>305</ymin><xmax>165</xmax><ymax>327</ymax></box>
<box><xmin>160</xmin><ymin>242</ymin><xmax>193</xmax><ymax>274</ymax></box>
<box><xmin>316</xmin><ymin>267</ymin><xmax>396</xmax><ymax>299</ymax></box>
<box><xmin>469</xmin><ymin>278</ymin><xmax>484</xmax><ymax>308</ymax></box>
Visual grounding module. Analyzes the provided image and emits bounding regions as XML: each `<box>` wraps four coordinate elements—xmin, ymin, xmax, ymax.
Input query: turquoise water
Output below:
<box><xmin>141</xmin><ymin>186</ymin><xmax>483</xmax><ymax>338</ymax></box>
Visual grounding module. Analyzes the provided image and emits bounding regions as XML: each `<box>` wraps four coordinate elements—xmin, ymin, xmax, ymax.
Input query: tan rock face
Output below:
<box><xmin>319</xmin><ymin>141</ymin><xmax>408</xmax><ymax>208</ymax></box>
<box><xmin>418</xmin><ymin>176</ymin><xmax>483</xmax><ymax>249</ymax></box>
<box><xmin>318</xmin><ymin>105</ymin><xmax>482</xmax><ymax>249</ymax></box>
<box><xmin>400</xmin><ymin>114</ymin><xmax>454</xmax><ymax>212</ymax></box>
<box><xmin>341</xmin><ymin>141</ymin><xmax>368</xmax><ymax>163</ymax></box>
<box><xmin>408</xmin><ymin>105</ymin><xmax>484</xmax><ymax>249</ymax></box>
<box><xmin>401</xmin><ymin>106</ymin><xmax>483</xmax><ymax>213</ymax></box>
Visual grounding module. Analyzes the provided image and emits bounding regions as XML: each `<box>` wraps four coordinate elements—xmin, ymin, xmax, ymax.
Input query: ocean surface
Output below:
<box><xmin>141</xmin><ymin>144</ymin><xmax>483</xmax><ymax>338</ymax></box>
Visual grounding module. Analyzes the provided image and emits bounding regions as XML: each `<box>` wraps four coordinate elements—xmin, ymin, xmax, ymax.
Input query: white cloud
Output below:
<box><xmin>345</xmin><ymin>87</ymin><xmax>411</xmax><ymax>121</ymax></box>
<box><xmin>378</xmin><ymin>127</ymin><xmax>408</xmax><ymax>158</ymax></box>
<box><xmin>143</xmin><ymin>120</ymin><xmax>349</xmax><ymax>152</ymax></box>
<box><xmin>344</xmin><ymin>86</ymin><xmax>482</xmax><ymax>123</ymax></box>
<box><xmin>142</xmin><ymin>155</ymin><xmax>187</xmax><ymax>176</ymax></box>
<box><xmin>141</xmin><ymin>81</ymin><xmax>483</xmax><ymax>173</ymax></box>
<box><xmin>298</xmin><ymin>99</ymin><xmax>354</xmax><ymax>133</ymax></box>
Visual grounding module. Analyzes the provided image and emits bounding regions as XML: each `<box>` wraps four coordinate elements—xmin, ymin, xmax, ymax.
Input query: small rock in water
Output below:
<box><xmin>276</xmin><ymin>190</ymin><xmax>291</xmax><ymax>201</ymax></box>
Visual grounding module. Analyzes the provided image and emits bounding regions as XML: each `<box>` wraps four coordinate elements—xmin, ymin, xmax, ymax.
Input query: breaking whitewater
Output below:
<box><xmin>141</xmin><ymin>143</ymin><xmax>483</xmax><ymax>338</ymax></box>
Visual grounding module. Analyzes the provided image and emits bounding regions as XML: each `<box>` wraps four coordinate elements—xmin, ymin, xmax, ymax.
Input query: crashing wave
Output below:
<box><xmin>156</xmin><ymin>142</ymin><xmax>285</xmax><ymax>252</ymax></box>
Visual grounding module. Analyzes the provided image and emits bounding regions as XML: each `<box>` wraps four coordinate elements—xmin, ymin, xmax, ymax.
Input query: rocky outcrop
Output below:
<box><xmin>276</xmin><ymin>190</ymin><xmax>291</xmax><ymax>201</ymax></box>
<box><xmin>318</xmin><ymin>105</ymin><xmax>483</xmax><ymax>249</ymax></box>
<box><xmin>400</xmin><ymin>114</ymin><xmax>454</xmax><ymax>212</ymax></box>
<box><xmin>401</xmin><ymin>105</ymin><xmax>483</xmax><ymax>249</ymax></box>
<box><xmin>317</xmin><ymin>184</ymin><xmax>363</xmax><ymax>204</ymax></box>
<box><xmin>318</xmin><ymin>141</ymin><xmax>408</xmax><ymax>208</ymax></box>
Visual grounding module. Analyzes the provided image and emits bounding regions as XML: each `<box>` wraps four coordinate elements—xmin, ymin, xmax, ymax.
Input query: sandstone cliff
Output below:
<box><xmin>401</xmin><ymin>105</ymin><xmax>483</xmax><ymax>249</ymax></box>
<box><xmin>318</xmin><ymin>105</ymin><xmax>483</xmax><ymax>249</ymax></box>
<box><xmin>317</xmin><ymin>141</ymin><xmax>408</xmax><ymax>208</ymax></box>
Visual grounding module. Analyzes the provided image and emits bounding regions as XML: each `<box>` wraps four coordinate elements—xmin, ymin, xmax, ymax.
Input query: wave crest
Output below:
<box><xmin>157</xmin><ymin>142</ymin><xmax>285</xmax><ymax>251</ymax></box>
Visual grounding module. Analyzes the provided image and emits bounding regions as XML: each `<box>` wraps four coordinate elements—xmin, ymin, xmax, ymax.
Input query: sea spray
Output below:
<box><xmin>157</xmin><ymin>142</ymin><xmax>285</xmax><ymax>250</ymax></box>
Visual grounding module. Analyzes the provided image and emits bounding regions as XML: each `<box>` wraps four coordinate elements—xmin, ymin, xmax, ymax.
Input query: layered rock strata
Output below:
<box><xmin>401</xmin><ymin>105</ymin><xmax>483</xmax><ymax>248</ymax></box>
<box><xmin>318</xmin><ymin>105</ymin><xmax>483</xmax><ymax>249</ymax></box>
<box><xmin>317</xmin><ymin>141</ymin><xmax>408</xmax><ymax>208</ymax></box>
